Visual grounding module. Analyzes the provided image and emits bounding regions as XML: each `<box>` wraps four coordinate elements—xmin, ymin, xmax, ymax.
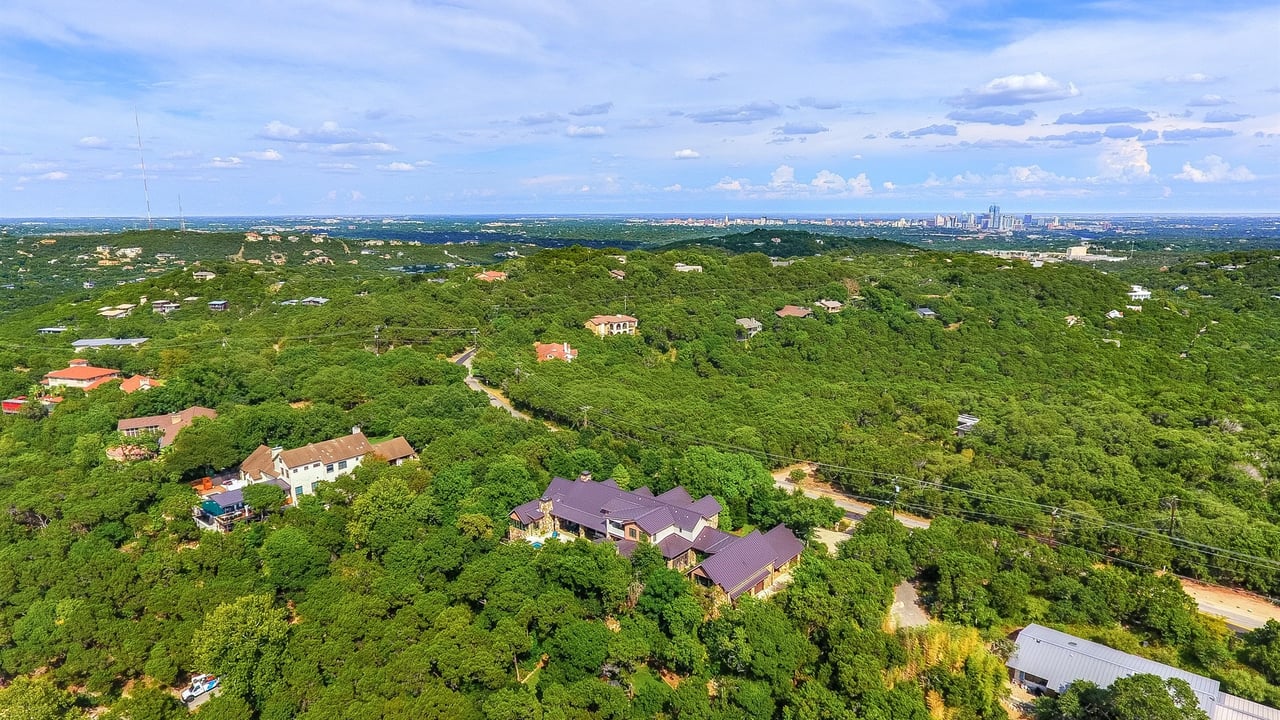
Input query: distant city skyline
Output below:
<box><xmin>1</xmin><ymin>1</ymin><xmax>1276</xmax><ymax>217</ymax></box>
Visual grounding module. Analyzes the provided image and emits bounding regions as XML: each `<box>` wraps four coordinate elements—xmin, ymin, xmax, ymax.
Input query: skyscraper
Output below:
<box><xmin>988</xmin><ymin>205</ymin><xmax>1001</xmax><ymax>230</ymax></box>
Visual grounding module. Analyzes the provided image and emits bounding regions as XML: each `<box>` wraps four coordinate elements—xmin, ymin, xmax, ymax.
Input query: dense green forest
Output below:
<box><xmin>0</xmin><ymin>232</ymin><xmax>1277</xmax><ymax>717</ymax></box>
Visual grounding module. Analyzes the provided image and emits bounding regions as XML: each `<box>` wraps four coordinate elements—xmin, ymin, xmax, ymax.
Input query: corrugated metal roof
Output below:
<box><xmin>1008</xmin><ymin>624</ymin><xmax>1220</xmax><ymax>714</ymax></box>
<box><xmin>1214</xmin><ymin>693</ymin><xmax>1280</xmax><ymax>720</ymax></box>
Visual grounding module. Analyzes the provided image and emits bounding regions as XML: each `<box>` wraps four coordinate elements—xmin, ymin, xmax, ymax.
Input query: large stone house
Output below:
<box><xmin>509</xmin><ymin>475</ymin><xmax>804</xmax><ymax>603</ymax></box>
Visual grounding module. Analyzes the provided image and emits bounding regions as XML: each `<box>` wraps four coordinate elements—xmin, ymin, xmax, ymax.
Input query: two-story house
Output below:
<box><xmin>584</xmin><ymin>314</ymin><xmax>638</xmax><ymax>336</ymax></box>
<box><xmin>239</xmin><ymin>428</ymin><xmax>417</xmax><ymax>504</ymax></box>
<box><xmin>43</xmin><ymin>359</ymin><xmax>121</xmax><ymax>390</ymax></box>
<box><xmin>509</xmin><ymin>475</ymin><xmax>805</xmax><ymax>603</ymax></box>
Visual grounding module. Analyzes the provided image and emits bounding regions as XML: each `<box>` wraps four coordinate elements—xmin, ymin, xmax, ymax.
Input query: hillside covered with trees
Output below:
<box><xmin>0</xmin><ymin>232</ymin><xmax>1276</xmax><ymax>717</ymax></box>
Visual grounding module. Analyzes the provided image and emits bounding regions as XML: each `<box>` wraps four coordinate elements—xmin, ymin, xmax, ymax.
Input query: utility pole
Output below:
<box><xmin>891</xmin><ymin>484</ymin><xmax>901</xmax><ymax>520</ymax></box>
<box><xmin>373</xmin><ymin>325</ymin><xmax>382</xmax><ymax>356</ymax></box>
<box><xmin>1163</xmin><ymin>496</ymin><xmax>1179</xmax><ymax>539</ymax></box>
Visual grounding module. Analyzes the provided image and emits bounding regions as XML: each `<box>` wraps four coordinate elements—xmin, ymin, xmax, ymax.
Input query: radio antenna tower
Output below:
<box><xmin>134</xmin><ymin>110</ymin><xmax>153</xmax><ymax>230</ymax></box>
<box><xmin>178</xmin><ymin>194</ymin><xmax>186</xmax><ymax>232</ymax></box>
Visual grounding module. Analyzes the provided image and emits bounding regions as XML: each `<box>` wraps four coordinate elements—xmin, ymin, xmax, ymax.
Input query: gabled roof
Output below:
<box><xmin>71</xmin><ymin>337</ymin><xmax>149</xmax><ymax>349</ymax></box>
<box><xmin>693</xmin><ymin>524</ymin><xmax>804</xmax><ymax>599</ymax></box>
<box><xmin>241</xmin><ymin>444</ymin><xmax>279</xmax><ymax>481</ymax></box>
<box><xmin>775</xmin><ymin>305</ymin><xmax>812</xmax><ymax>318</ymax></box>
<box><xmin>278</xmin><ymin>432</ymin><xmax>374</xmax><ymax>469</ymax></box>
<box><xmin>525</xmin><ymin>477</ymin><xmax>719</xmax><ymax>537</ymax></box>
<box><xmin>1008</xmin><ymin>624</ymin><xmax>1220</xmax><ymax>715</ymax></box>
<box><xmin>371</xmin><ymin>436</ymin><xmax>416</xmax><ymax>463</ymax></box>
<box><xmin>117</xmin><ymin>406</ymin><xmax>216</xmax><ymax>447</ymax></box>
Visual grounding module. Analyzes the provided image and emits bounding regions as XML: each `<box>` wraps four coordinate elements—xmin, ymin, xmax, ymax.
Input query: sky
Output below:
<box><xmin>0</xmin><ymin>0</ymin><xmax>1277</xmax><ymax>217</ymax></box>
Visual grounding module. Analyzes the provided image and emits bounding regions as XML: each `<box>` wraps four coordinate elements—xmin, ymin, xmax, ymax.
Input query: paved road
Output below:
<box><xmin>768</xmin><ymin>463</ymin><xmax>1279</xmax><ymax>631</ymax></box>
<box><xmin>771</xmin><ymin>465</ymin><xmax>932</xmax><ymax>530</ymax></box>
<box><xmin>451</xmin><ymin>347</ymin><xmax>550</xmax><ymax>426</ymax></box>
<box><xmin>891</xmin><ymin>581</ymin><xmax>931</xmax><ymax>629</ymax></box>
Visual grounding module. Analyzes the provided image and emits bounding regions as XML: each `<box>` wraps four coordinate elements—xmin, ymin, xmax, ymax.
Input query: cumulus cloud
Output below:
<box><xmin>1175</xmin><ymin>155</ymin><xmax>1255</xmax><ymax>183</ymax></box>
<box><xmin>569</xmin><ymin>102</ymin><xmax>613</xmax><ymax>117</ymax></box>
<box><xmin>712</xmin><ymin>177</ymin><xmax>744</xmax><ymax>191</ymax></box>
<box><xmin>261</xmin><ymin>120</ymin><xmax>368</xmax><ymax>143</ymax></box>
<box><xmin>663</xmin><ymin>183</ymin><xmax>682</xmax><ymax>192</ymax></box>
<box><xmin>812</xmin><ymin>170</ymin><xmax>872</xmax><ymax>196</ymax></box>
<box><xmin>1162</xmin><ymin>127</ymin><xmax>1234</xmax><ymax>141</ymax></box>
<box><xmin>798</xmin><ymin>97</ymin><xmax>842</xmax><ymax>110</ymax></box>
<box><xmin>517</xmin><ymin>112</ymin><xmax>564</xmax><ymax>125</ymax></box>
<box><xmin>1164</xmin><ymin>73</ymin><xmax>1218</xmax><ymax>84</ymax></box>
<box><xmin>1103</xmin><ymin>125</ymin><xmax>1142</xmax><ymax>139</ymax></box>
<box><xmin>889</xmin><ymin>124</ymin><xmax>957</xmax><ymax>139</ymax></box>
<box><xmin>38</xmin><ymin>171</ymin><xmax>69</xmax><ymax>181</ymax></box>
<box><xmin>1187</xmin><ymin>94</ymin><xmax>1230</xmax><ymax>106</ymax></box>
<box><xmin>673</xmin><ymin>149</ymin><xmax>701</xmax><ymax>159</ymax></box>
<box><xmin>775</xmin><ymin>122</ymin><xmax>829</xmax><ymax>135</ymax></box>
<box><xmin>320</xmin><ymin>142</ymin><xmax>399</xmax><ymax>155</ymax></box>
<box><xmin>770</xmin><ymin>165</ymin><xmax>796</xmax><ymax>187</ymax></box>
<box><xmin>76</xmin><ymin>136</ymin><xmax>110</xmax><ymax>149</ymax></box>
<box><xmin>207</xmin><ymin>156</ymin><xmax>243</xmax><ymax>168</ymax></box>
<box><xmin>1095</xmin><ymin>140</ymin><xmax>1151</xmax><ymax>180</ymax></box>
<box><xmin>244</xmin><ymin>149</ymin><xmax>283</xmax><ymax>161</ymax></box>
<box><xmin>948</xmin><ymin>72</ymin><xmax>1079</xmax><ymax>108</ymax></box>
<box><xmin>379</xmin><ymin>162</ymin><xmax>417</xmax><ymax>172</ymax></box>
<box><xmin>1056</xmin><ymin>107</ymin><xmax>1151</xmax><ymax>124</ymax></box>
<box><xmin>1029</xmin><ymin>131</ymin><xmax>1103</xmax><ymax>144</ymax></box>
<box><xmin>566</xmin><ymin>124</ymin><xmax>605</xmax><ymax>138</ymax></box>
<box><xmin>946</xmin><ymin>109</ymin><xmax>1035</xmax><ymax>126</ymax></box>
<box><xmin>1203</xmin><ymin>111</ymin><xmax>1251</xmax><ymax>123</ymax></box>
<box><xmin>882</xmin><ymin>181</ymin><xmax>896</xmax><ymax>191</ymax></box>
<box><xmin>688</xmin><ymin>101</ymin><xmax>781</xmax><ymax>123</ymax></box>
<box><xmin>1008</xmin><ymin>165</ymin><xmax>1069</xmax><ymax>183</ymax></box>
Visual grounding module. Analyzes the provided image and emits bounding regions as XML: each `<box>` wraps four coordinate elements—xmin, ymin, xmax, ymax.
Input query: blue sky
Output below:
<box><xmin>1</xmin><ymin>0</ymin><xmax>1276</xmax><ymax>217</ymax></box>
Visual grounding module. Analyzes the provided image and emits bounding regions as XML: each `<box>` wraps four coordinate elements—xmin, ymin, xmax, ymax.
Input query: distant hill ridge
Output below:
<box><xmin>662</xmin><ymin>228</ymin><xmax>917</xmax><ymax>256</ymax></box>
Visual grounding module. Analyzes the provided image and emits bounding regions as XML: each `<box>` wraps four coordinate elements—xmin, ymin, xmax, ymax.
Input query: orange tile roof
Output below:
<box><xmin>119</xmin><ymin>375</ymin><xmax>163</xmax><ymax>393</ymax></box>
<box><xmin>44</xmin><ymin>364</ymin><xmax>120</xmax><ymax>381</ymax></box>
<box><xmin>371</xmin><ymin>437</ymin><xmax>417</xmax><ymax>463</ymax></box>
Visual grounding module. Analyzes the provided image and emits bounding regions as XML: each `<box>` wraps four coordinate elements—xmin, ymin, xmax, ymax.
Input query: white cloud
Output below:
<box><xmin>38</xmin><ymin>171</ymin><xmax>69</xmax><ymax>181</ymax></box>
<box><xmin>379</xmin><ymin>162</ymin><xmax>416</xmax><ymax>172</ymax></box>
<box><xmin>949</xmin><ymin>72</ymin><xmax>1079</xmax><ymax>108</ymax></box>
<box><xmin>1174</xmin><ymin>155</ymin><xmax>1255</xmax><ymax>183</ymax></box>
<box><xmin>712</xmin><ymin>177</ymin><xmax>744</xmax><ymax>191</ymax></box>
<box><xmin>1095</xmin><ymin>140</ymin><xmax>1151</xmax><ymax>181</ymax></box>
<box><xmin>244</xmin><ymin>149</ymin><xmax>283</xmax><ymax>161</ymax></box>
<box><xmin>569</xmin><ymin>102</ymin><xmax>613</xmax><ymax>117</ymax></box>
<box><xmin>1164</xmin><ymin>73</ymin><xmax>1218</xmax><ymax>84</ymax></box>
<box><xmin>882</xmin><ymin>181</ymin><xmax>896</xmax><ymax>191</ymax></box>
<box><xmin>1009</xmin><ymin>165</ymin><xmax>1062</xmax><ymax>183</ymax></box>
<box><xmin>566</xmin><ymin>124</ymin><xmax>605</xmax><ymax>138</ymax></box>
<box><xmin>663</xmin><ymin>183</ymin><xmax>682</xmax><ymax>192</ymax></box>
<box><xmin>688</xmin><ymin>101</ymin><xmax>781</xmax><ymax>123</ymax></box>
<box><xmin>350</xmin><ymin>190</ymin><xmax>365</xmax><ymax>201</ymax></box>
<box><xmin>771</xmin><ymin>165</ymin><xmax>796</xmax><ymax>188</ymax></box>
<box><xmin>261</xmin><ymin>120</ymin><xmax>365</xmax><ymax>143</ymax></box>
<box><xmin>1187</xmin><ymin>94</ymin><xmax>1230</xmax><ymax>107</ymax></box>
<box><xmin>76</xmin><ymin>136</ymin><xmax>110</xmax><ymax>149</ymax></box>
<box><xmin>207</xmin><ymin>156</ymin><xmax>243</xmax><ymax>168</ymax></box>
<box><xmin>673</xmin><ymin>149</ymin><xmax>701</xmax><ymax>159</ymax></box>
<box><xmin>811</xmin><ymin>170</ymin><xmax>872</xmax><ymax>196</ymax></box>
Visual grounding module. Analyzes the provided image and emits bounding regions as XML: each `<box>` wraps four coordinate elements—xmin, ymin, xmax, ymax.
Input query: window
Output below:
<box><xmin>627</xmin><ymin>527</ymin><xmax>637</xmax><ymax>539</ymax></box>
<box><xmin>294</xmin><ymin>486</ymin><xmax>303</xmax><ymax>497</ymax></box>
<box><xmin>338</xmin><ymin>460</ymin><xmax>348</xmax><ymax>470</ymax></box>
<box><xmin>325</xmin><ymin>464</ymin><xmax>334</xmax><ymax>473</ymax></box>
<box><xmin>311</xmin><ymin>483</ymin><xmax>318</xmax><ymax>493</ymax></box>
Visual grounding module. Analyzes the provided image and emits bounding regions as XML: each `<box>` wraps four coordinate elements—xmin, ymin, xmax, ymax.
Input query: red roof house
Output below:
<box><xmin>43</xmin><ymin>359</ymin><xmax>121</xmax><ymax>390</ymax></box>
<box><xmin>534</xmin><ymin>342</ymin><xmax>577</xmax><ymax>363</ymax></box>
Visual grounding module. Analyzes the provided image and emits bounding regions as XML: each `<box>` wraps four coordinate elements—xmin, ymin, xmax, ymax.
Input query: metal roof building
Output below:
<box><xmin>1008</xmin><ymin>624</ymin><xmax>1221</xmax><ymax>715</ymax></box>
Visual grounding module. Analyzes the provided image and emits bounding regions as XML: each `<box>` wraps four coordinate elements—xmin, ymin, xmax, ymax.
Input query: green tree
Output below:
<box><xmin>261</xmin><ymin>527</ymin><xmax>329</xmax><ymax>593</ymax></box>
<box><xmin>0</xmin><ymin>677</ymin><xmax>81</xmax><ymax>720</ymax></box>
<box><xmin>191</xmin><ymin>594</ymin><xmax>290</xmax><ymax>704</ymax></box>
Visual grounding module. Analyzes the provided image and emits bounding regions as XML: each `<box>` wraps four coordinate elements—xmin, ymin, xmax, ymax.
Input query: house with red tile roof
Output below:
<box><xmin>43</xmin><ymin>359</ymin><xmax>120</xmax><ymax>390</ymax></box>
<box><xmin>584</xmin><ymin>314</ymin><xmax>638</xmax><ymax>336</ymax></box>
<box><xmin>474</xmin><ymin>270</ymin><xmax>508</xmax><ymax>282</ymax></box>
<box><xmin>509</xmin><ymin>476</ymin><xmax>804</xmax><ymax>603</ymax></box>
<box><xmin>119</xmin><ymin>375</ymin><xmax>162</xmax><ymax>393</ymax></box>
<box><xmin>534</xmin><ymin>342</ymin><xmax>577</xmax><ymax>363</ymax></box>
<box><xmin>775</xmin><ymin>305</ymin><xmax>813</xmax><ymax>319</ymax></box>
